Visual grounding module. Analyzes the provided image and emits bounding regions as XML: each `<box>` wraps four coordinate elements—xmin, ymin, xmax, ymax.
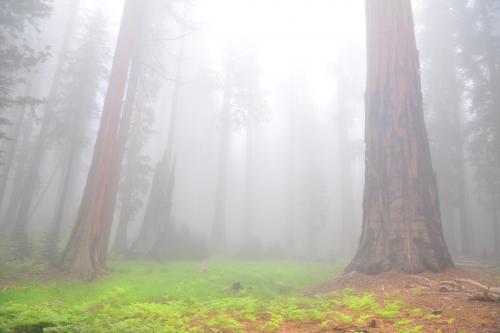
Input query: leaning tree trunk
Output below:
<box><xmin>58</xmin><ymin>0</ymin><xmax>147</xmax><ymax>280</ymax></box>
<box><xmin>45</xmin><ymin>138</ymin><xmax>79</xmax><ymax>263</ymax></box>
<box><xmin>99</xmin><ymin>57</ymin><xmax>142</xmax><ymax>262</ymax></box>
<box><xmin>108</xmin><ymin>59</ymin><xmax>143</xmax><ymax>258</ymax></box>
<box><xmin>129</xmin><ymin>38</ymin><xmax>184</xmax><ymax>258</ymax></box>
<box><xmin>346</xmin><ymin>0</ymin><xmax>453</xmax><ymax>274</ymax></box>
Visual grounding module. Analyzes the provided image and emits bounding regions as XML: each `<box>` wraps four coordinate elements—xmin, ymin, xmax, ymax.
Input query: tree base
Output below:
<box><xmin>345</xmin><ymin>248</ymin><xmax>454</xmax><ymax>275</ymax></box>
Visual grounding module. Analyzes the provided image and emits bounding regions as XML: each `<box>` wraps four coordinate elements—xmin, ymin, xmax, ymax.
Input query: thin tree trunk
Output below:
<box><xmin>479</xmin><ymin>1</ymin><xmax>500</xmax><ymax>256</ymax></box>
<box><xmin>346</xmin><ymin>0</ymin><xmax>453</xmax><ymax>274</ymax></box>
<box><xmin>241</xmin><ymin>122</ymin><xmax>255</xmax><ymax>247</ymax></box>
<box><xmin>284</xmin><ymin>81</ymin><xmax>299</xmax><ymax>259</ymax></box>
<box><xmin>10</xmin><ymin>115</ymin><xmax>52</xmax><ymax>246</ymax></box>
<box><xmin>0</xmin><ymin>100</ymin><xmax>27</xmax><ymax>209</ymax></box>
<box><xmin>58</xmin><ymin>0</ymin><xmax>147</xmax><ymax>280</ymax></box>
<box><xmin>456</xmin><ymin>139</ymin><xmax>470</xmax><ymax>256</ymax></box>
<box><xmin>129</xmin><ymin>38</ymin><xmax>185</xmax><ymax>257</ymax></box>
<box><xmin>489</xmin><ymin>183</ymin><xmax>499</xmax><ymax>255</ymax></box>
<box><xmin>210</xmin><ymin>43</ymin><xmax>232</xmax><ymax>255</ymax></box>
<box><xmin>480</xmin><ymin>1</ymin><xmax>500</xmax><ymax>146</ymax></box>
<box><xmin>9</xmin><ymin>0</ymin><xmax>81</xmax><ymax>247</ymax></box>
<box><xmin>476</xmin><ymin>0</ymin><xmax>499</xmax><ymax>257</ymax></box>
<box><xmin>2</xmin><ymin>118</ymin><xmax>33</xmax><ymax>232</ymax></box>
<box><xmin>45</xmin><ymin>140</ymin><xmax>79</xmax><ymax>262</ymax></box>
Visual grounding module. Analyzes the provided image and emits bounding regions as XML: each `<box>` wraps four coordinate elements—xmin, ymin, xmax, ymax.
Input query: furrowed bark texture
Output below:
<box><xmin>346</xmin><ymin>0</ymin><xmax>453</xmax><ymax>274</ymax></box>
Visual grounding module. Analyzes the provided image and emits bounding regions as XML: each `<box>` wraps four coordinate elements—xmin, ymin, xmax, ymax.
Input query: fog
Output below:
<box><xmin>1</xmin><ymin>0</ymin><xmax>499</xmax><ymax>278</ymax></box>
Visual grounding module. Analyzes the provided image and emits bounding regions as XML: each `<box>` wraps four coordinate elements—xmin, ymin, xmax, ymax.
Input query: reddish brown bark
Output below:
<box><xmin>346</xmin><ymin>0</ymin><xmax>453</xmax><ymax>274</ymax></box>
<box><xmin>58</xmin><ymin>0</ymin><xmax>147</xmax><ymax>280</ymax></box>
<box><xmin>99</xmin><ymin>58</ymin><xmax>142</xmax><ymax>260</ymax></box>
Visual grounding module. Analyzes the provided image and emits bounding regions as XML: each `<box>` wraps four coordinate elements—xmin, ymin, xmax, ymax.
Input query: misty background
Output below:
<box><xmin>0</xmin><ymin>0</ymin><xmax>499</xmax><ymax>263</ymax></box>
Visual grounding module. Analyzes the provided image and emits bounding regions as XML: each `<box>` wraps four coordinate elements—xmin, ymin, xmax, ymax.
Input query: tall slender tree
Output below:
<box><xmin>347</xmin><ymin>0</ymin><xmax>453</xmax><ymax>274</ymax></box>
<box><xmin>130</xmin><ymin>37</ymin><xmax>185</xmax><ymax>258</ymax></box>
<box><xmin>111</xmin><ymin>57</ymin><xmax>156</xmax><ymax>257</ymax></box>
<box><xmin>232</xmin><ymin>44</ymin><xmax>265</xmax><ymax>256</ymax></box>
<box><xmin>7</xmin><ymin>0</ymin><xmax>80</xmax><ymax>253</ymax></box>
<box><xmin>456</xmin><ymin>0</ymin><xmax>500</xmax><ymax>255</ymax></box>
<box><xmin>112</xmin><ymin>132</ymin><xmax>153</xmax><ymax>257</ymax></box>
<box><xmin>419</xmin><ymin>0</ymin><xmax>471</xmax><ymax>256</ymax></box>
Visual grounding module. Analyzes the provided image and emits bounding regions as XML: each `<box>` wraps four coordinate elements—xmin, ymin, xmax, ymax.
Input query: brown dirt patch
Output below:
<box><xmin>300</xmin><ymin>268</ymin><xmax>500</xmax><ymax>333</ymax></box>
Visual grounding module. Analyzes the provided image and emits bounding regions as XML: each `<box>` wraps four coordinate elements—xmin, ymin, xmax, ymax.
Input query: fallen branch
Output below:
<box><xmin>439</xmin><ymin>280</ymin><xmax>465</xmax><ymax>291</ymax></box>
<box><xmin>410</xmin><ymin>275</ymin><xmax>439</xmax><ymax>287</ymax></box>
<box><xmin>455</xmin><ymin>278</ymin><xmax>500</xmax><ymax>295</ymax></box>
<box><xmin>468</xmin><ymin>293</ymin><xmax>500</xmax><ymax>303</ymax></box>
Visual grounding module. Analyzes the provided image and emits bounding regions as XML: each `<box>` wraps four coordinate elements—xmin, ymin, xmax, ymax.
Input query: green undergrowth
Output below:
<box><xmin>0</xmin><ymin>260</ymin><xmax>452</xmax><ymax>332</ymax></box>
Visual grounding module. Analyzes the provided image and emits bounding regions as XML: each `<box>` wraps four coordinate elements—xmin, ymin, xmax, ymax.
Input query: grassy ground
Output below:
<box><xmin>1</xmin><ymin>260</ymin><xmax>341</xmax><ymax>332</ymax></box>
<box><xmin>0</xmin><ymin>260</ymin><xmax>495</xmax><ymax>332</ymax></box>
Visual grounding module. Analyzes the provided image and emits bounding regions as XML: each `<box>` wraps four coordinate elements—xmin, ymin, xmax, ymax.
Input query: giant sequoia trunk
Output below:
<box><xmin>59</xmin><ymin>0</ymin><xmax>147</xmax><ymax>280</ymax></box>
<box><xmin>346</xmin><ymin>0</ymin><xmax>453</xmax><ymax>274</ymax></box>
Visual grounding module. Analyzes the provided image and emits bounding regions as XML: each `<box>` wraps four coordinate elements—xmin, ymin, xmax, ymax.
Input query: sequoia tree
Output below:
<box><xmin>59</xmin><ymin>0</ymin><xmax>148</xmax><ymax>280</ymax></box>
<box><xmin>346</xmin><ymin>0</ymin><xmax>453</xmax><ymax>274</ymax></box>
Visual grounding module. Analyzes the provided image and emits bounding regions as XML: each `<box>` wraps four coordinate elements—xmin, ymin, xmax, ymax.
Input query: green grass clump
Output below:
<box><xmin>333</xmin><ymin>311</ymin><xmax>353</xmax><ymax>324</ymax></box>
<box><xmin>380</xmin><ymin>299</ymin><xmax>404</xmax><ymax>318</ymax></box>
<box><xmin>343</xmin><ymin>294</ymin><xmax>377</xmax><ymax>311</ymax></box>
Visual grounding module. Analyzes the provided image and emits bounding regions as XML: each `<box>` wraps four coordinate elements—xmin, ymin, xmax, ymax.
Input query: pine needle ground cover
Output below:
<box><xmin>1</xmin><ymin>261</ymin><xmax>497</xmax><ymax>332</ymax></box>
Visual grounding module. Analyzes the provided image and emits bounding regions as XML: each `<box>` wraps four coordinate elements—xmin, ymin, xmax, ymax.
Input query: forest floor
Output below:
<box><xmin>0</xmin><ymin>260</ymin><xmax>499</xmax><ymax>333</ymax></box>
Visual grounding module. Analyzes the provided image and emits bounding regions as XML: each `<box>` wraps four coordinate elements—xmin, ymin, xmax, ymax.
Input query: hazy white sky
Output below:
<box><xmin>192</xmin><ymin>0</ymin><xmax>366</xmax><ymax>106</ymax></box>
<box><xmin>80</xmin><ymin>0</ymin><xmax>366</xmax><ymax>107</ymax></box>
